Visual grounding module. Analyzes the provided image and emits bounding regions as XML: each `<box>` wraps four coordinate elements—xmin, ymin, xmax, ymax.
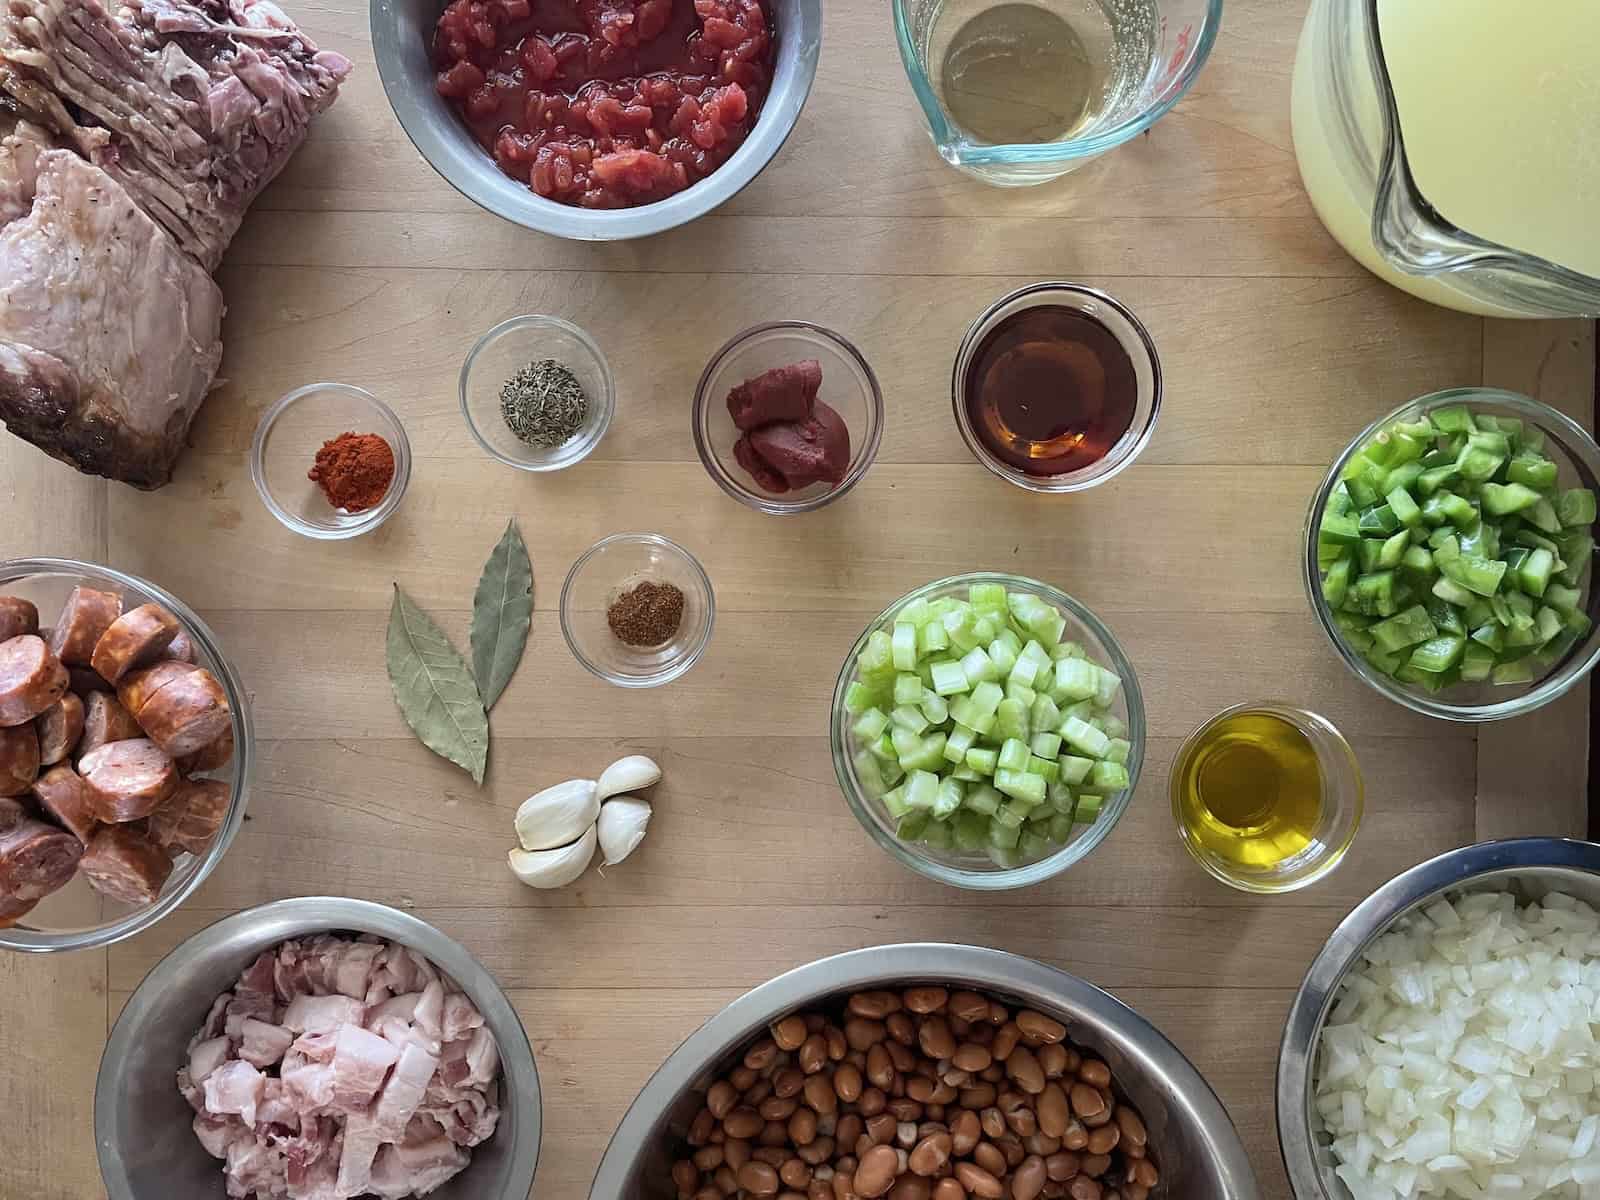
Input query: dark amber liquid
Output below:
<box><xmin>963</xmin><ymin>306</ymin><xmax>1138</xmax><ymax>476</ymax></box>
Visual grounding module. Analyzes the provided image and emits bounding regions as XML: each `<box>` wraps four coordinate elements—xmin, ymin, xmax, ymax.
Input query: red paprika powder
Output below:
<box><xmin>308</xmin><ymin>432</ymin><xmax>395</xmax><ymax>513</ymax></box>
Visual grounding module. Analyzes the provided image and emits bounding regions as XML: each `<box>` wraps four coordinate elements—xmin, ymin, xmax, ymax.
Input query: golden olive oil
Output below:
<box><xmin>1173</xmin><ymin>710</ymin><xmax>1323</xmax><ymax>871</ymax></box>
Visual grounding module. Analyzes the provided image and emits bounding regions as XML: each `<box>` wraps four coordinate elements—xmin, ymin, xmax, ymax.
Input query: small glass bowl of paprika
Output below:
<box><xmin>250</xmin><ymin>383</ymin><xmax>412</xmax><ymax>540</ymax></box>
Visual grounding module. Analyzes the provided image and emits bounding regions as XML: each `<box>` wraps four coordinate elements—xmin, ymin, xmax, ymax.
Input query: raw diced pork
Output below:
<box><xmin>181</xmin><ymin>935</ymin><xmax>501</xmax><ymax>1199</ymax></box>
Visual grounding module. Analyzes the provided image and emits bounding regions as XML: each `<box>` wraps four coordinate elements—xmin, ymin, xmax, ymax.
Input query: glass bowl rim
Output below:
<box><xmin>691</xmin><ymin>320</ymin><xmax>885</xmax><ymax>515</ymax></box>
<box><xmin>249</xmin><ymin>382</ymin><xmax>413</xmax><ymax>540</ymax></box>
<box><xmin>1168</xmin><ymin>700</ymin><xmax>1365</xmax><ymax>894</ymax></box>
<box><xmin>458</xmin><ymin>314</ymin><xmax>617</xmax><ymax>473</ymax></box>
<box><xmin>1303</xmin><ymin>387</ymin><xmax>1600</xmax><ymax>722</ymax></box>
<box><xmin>829</xmin><ymin>571</ymin><xmax>1146</xmax><ymax>890</ymax></box>
<box><xmin>558</xmin><ymin>532</ymin><xmax>716</xmax><ymax>689</ymax></box>
<box><xmin>0</xmin><ymin>556</ymin><xmax>254</xmax><ymax>953</ymax></box>
<box><xmin>950</xmin><ymin>282</ymin><xmax>1163</xmax><ymax>495</ymax></box>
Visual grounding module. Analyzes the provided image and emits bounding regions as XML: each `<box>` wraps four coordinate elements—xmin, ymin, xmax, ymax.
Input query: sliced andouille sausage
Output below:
<box><xmin>0</xmin><ymin>596</ymin><xmax>39</xmax><ymax>643</ymax></box>
<box><xmin>90</xmin><ymin>604</ymin><xmax>182</xmax><ymax>685</ymax></box>
<box><xmin>35</xmin><ymin>692</ymin><xmax>84</xmax><ymax>766</ymax></box>
<box><xmin>0</xmin><ymin>796</ymin><xmax>84</xmax><ymax>901</ymax></box>
<box><xmin>167</xmin><ymin>628</ymin><xmax>198</xmax><ymax>664</ymax></box>
<box><xmin>0</xmin><ymin>890</ymin><xmax>37</xmax><ymax>928</ymax></box>
<box><xmin>79</xmin><ymin>824</ymin><xmax>172</xmax><ymax>906</ymax></box>
<box><xmin>79</xmin><ymin>738</ymin><xmax>178</xmax><ymax>823</ymax></box>
<box><xmin>131</xmin><ymin>668</ymin><xmax>231</xmax><ymax>758</ymax></box>
<box><xmin>0</xmin><ymin>723</ymin><xmax>40</xmax><ymax>797</ymax></box>
<box><xmin>0</xmin><ymin>635</ymin><xmax>68</xmax><ymax>727</ymax></box>
<box><xmin>32</xmin><ymin>764</ymin><xmax>98</xmax><ymax>844</ymax></box>
<box><xmin>79</xmin><ymin>692</ymin><xmax>144</xmax><ymax>762</ymax></box>
<box><xmin>48</xmin><ymin>586</ymin><xmax>123</xmax><ymax>667</ymax></box>
<box><xmin>117</xmin><ymin>660</ymin><xmax>200</xmax><ymax>722</ymax></box>
<box><xmin>149</xmin><ymin>778</ymin><xmax>229</xmax><ymax>857</ymax></box>
<box><xmin>178</xmin><ymin>724</ymin><xmax>234</xmax><ymax>774</ymax></box>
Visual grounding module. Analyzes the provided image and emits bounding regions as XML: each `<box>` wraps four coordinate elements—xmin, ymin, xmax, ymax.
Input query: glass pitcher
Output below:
<box><xmin>892</xmin><ymin>0</ymin><xmax>1222</xmax><ymax>187</ymax></box>
<box><xmin>1292</xmin><ymin>0</ymin><xmax>1600</xmax><ymax>318</ymax></box>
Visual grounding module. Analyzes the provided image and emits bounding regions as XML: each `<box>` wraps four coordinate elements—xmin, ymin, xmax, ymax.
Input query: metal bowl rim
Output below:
<box><xmin>1275</xmin><ymin>837</ymin><xmax>1600</xmax><ymax>1200</ymax></box>
<box><xmin>589</xmin><ymin>942</ymin><xmax>1260</xmax><ymax>1200</ymax></box>
<box><xmin>94</xmin><ymin>896</ymin><xmax>541</xmax><ymax>1200</ymax></box>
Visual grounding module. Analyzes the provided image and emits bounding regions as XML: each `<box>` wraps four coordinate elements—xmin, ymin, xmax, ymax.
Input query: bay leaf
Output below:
<box><xmin>470</xmin><ymin>518</ymin><xmax>534</xmax><ymax>710</ymax></box>
<box><xmin>387</xmin><ymin>584</ymin><xmax>489</xmax><ymax>783</ymax></box>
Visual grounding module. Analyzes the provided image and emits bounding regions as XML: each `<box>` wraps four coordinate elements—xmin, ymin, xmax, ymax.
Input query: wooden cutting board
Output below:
<box><xmin>0</xmin><ymin>0</ymin><xmax>1592</xmax><ymax>1196</ymax></box>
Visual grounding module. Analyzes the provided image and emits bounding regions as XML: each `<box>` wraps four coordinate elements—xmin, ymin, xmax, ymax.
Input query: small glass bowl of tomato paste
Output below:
<box><xmin>692</xmin><ymin>322</ymin><xmax>884</xmax><ymax>516</ymax></box>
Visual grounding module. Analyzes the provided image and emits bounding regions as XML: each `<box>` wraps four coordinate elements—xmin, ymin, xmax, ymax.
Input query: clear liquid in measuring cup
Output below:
<box><xmin>929</xmin><ymin>0</ymin><xmax>1158</xmax><ymax>146</ymax></box>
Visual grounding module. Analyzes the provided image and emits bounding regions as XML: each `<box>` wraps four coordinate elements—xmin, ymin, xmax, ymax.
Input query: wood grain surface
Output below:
<box><xmin>0</xmin><ymin>0</ymin><xmax>1595</xmax><ymax>1198</ymax></box>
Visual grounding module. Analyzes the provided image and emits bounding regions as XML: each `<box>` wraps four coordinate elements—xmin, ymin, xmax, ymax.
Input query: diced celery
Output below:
<box><xmin>901</xmin><ymin>733</ymin><xmax>948</xmax><ymax>772</ymax></box>
<box><xmin>903</xmin><ymin>770</ymin><xmax>939</xmax><ymax>810</ymax></box>
<box><xmin>1025</xmin><ymin>802</ymin><xmax>1054</xmax><ymax>825</ymax></box>
<box><xmin>1061</xmin><ymin>716</ymin><xmax>1110</xmax><ymax>759</ymax></box>
<box><xmin>952</xmin><ymin>764</ymin><xmax>981</xmax><ymax>783</ymax></box>
<box><xmin>1034</xmin><ymin>609</ymin><xmax>1066</xmax><ymax>649</ymax></box>
<box><xmin>891</xmin><ymin>622</ymin><xmax>918</xmax><ymax>671</ymax></box>
<box><xmin>943</xmin><ymin>606</ymin><xmax>982</xmax><ymax>652</ymax></box>
<box><xmin>870</xmin><ymin>733</ymin><xmax>898</xmax><ymax>763</ymax></box>
<box><xmin>852</xmin><ymin>707</ymin><xmax>889</xmax><ymax>742</ymax></box>
<box><xmin>917</xmin><ymin>619</ymin><xmax>950</xmax><ymax>655</ymax></box>
<box><xmin>1046</xmin><ymin>812</ymin><xmax>1075</xmax><ymax>844</ymax></box>
<box><xmin>985</xmin><ymin>637</ymin><xmax>1018</xmax><ymax>678</ymax></box>
<box><xmin>895</xmin><ymin>673</ymin><xmax>924</xmax><ymax>705</ymax></box>
<box><xmin>1004</xmin><ymin>682</ymin><xmax>1036</xmax><ymax>709</ymax></box>
<box><xmin>1059</xmin><ymin>755</ymin><xmax>1094</xmax><ymax>785</ymax></box>
<box><xmin>922</xmin><ymin>820</ymin><xmax>953</xmax><ymax>850</ymax></box>
<box><xmin>1051</xmin><ymin>640</ymin><xmax>1085</xmax><ymax>661</ymax></box>
<box><xmin>891</xmin><ymin>705</ymin><xmax>929</xmax><ymax>735</ymax></box>
<box><xmin>1092</xmin><ymin>665</ymin><xmax>1123</xmax><ymax>709</ymax></box>
<box><xmin>843</xmin><ymin>680</ymin><xmax>879</xmax><ymax>713</ymax></box>
<box><xmin>1100</xmin><ymin>714</ymin><xmax>1127</xmax><ymax>739</ymax></box>
<box><xmin>997</xmin><ymin>738</ymin><xmax>1032</xmax><ymax>772</ymax></box>
<box><xmin>854</xmin><ymin>751</ymin><xmax>887</xmax><ymax>797</ymax></box>
<box><xmin>1019</xmin><ymin>640</ymin><xmax>1052</xmax><ymax>671</ymax></box>
<box><xmin>1030</xmin><ymin>694</ymin><xmax>1062</xmax><ymax>735</ymax></box>
<box><xmin>932</xmin><ymin>778</ymin><xmax>964</xmax><ymax>819</ymax></box>
<box><xmin>1018</xmin><ymin>830</ymin><xmax>1051</xmax><ymax>860</ymax></box>
<box><xmin>964</xmin><ymin>747</ymin><xmax>998</xmax><ymax>776</ymax></box>
<box><xmin>989</xmin><ymin>819</ymin><xmax>1021</xmax><ymax>850</ymax></box>
<box><xmin>968</xmin><ymin>681</ymin><xmax>1004</xmax><ymax>718</ymax></box>
<box><xmin>960</xmin><ymin>646</ymin><xmax>998</xmax><ymax>686</ymax></box>
<box><xmin>968</xmin><ymin>582</ymin><xmax>1007</xmax><ymax>612</ymax></box>
<box><xmin>1560</xmin><ymin>488</ymin><xmax>1597</xmax><ymax>528</ymax></box>
<box><xmin>882</xmin><ymin>787</ymin><xmax>911</xmax><ymax>820</ymax></box>
<box><xmin>929</xmin><ymin>659</ymin><xmax>971</xmax><ymax>696</ymax></box>
<box><xmin>1027</xmin><ymin>756</ymin><xmax>1060</xmax><ymax>783</ymax></box>
<box><xmin>1074</xmin><ymin>794</ymin><xmax>1104</xmax><ymax>824</ymax></box>
<box><xmin>995</xmin><ymin>698</ymin><xmax>1029</xmax><ymax>741</ymax></box>
<box><xmin>964</xmin><ymin>784</ymin><xmax>1002</xmax><ymax>815</ymax></box>
<box><xmin>994</xmin><ymin>769</ymin><xmax>1046</xmax><ymax>807</ymax></box>
<box><xmin>1053</xmin><ymin>657</ymin><xmax>1098</xmax><ymax>701</ymax></box>
<box><xmin>952</xmin><ymin>809</ymin><xmax>989</xmax><ymax>851</ymax></box>
<box><xmin>1090</xmin><ymin>760</ymin><xmax>1129</xmax><ymax>791</ymax></box>
<box><xmin>971</xmin><ymin>615</ymin><xmax>998</xmax><ymax>644</ymax></box>
<box><xmin>944</xmin><ymin>724</ymin><xmax>977</xmax><ymax>763</ymax></box>
<box><xmin>1030</xmin><ymin>731</ymin><xmax>1062</xmax><ymax>760</ymax></box>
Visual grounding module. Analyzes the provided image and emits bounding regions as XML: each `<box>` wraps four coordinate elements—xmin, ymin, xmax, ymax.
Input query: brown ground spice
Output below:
<box><xmin>607</xmin><ymin>580</ymin><xmax>685</xmax><ymax>647</ymax></box>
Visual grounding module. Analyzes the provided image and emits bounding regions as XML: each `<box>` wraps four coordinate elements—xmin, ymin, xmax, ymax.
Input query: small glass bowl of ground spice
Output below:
<box><xmin>460</xmin><ymin>315</ymin><xmax>615</xmax><ymax>472</ymax></box>
<box><xmin>560</xmin><ymin>533</ymin><xmax>715</xmax><ymax>688</ymax></box>
<box><xmin>250</xmin><ymin>383</ymin><xmax>412</xmax><ymax>539</ymax></box>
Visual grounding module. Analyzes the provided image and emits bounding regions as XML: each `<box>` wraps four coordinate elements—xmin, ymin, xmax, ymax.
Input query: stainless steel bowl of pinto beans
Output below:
<box><xmin>590</xmin><ymin>944</ymin><xmax>1260</xmax><ymax>1200</ymax></box>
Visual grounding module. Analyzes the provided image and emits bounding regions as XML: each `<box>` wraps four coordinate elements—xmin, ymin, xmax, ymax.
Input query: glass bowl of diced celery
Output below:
<box><xmin>831</xmin><ymin>573</ymin><xmax>1146</xmax><ymax>889</ymax></box>
<box><xmin>1306</xmin><ymin>388</ymin><xmax>1600</xmax><ymax>722</ymax></box>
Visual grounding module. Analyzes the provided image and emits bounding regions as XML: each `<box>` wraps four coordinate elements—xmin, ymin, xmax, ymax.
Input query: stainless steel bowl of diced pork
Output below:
<box><xmin>96</xmin><ymin>897</ymin><xmax>540</xmax><ymax>1200</ymax></box>
<box><xmin>0</xmin><ymin>559</ymin><xmax>251</xmax><ymax>952</ymax></box>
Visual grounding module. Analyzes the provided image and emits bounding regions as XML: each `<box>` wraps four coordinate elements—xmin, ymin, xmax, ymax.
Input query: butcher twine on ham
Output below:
<box><xmin>0</xmin><ymin>0</ymin><xmax>351</xmax><ymax>488</ymax></box>
<box><xmin>182</xmin><ymin>935</ymin><xmax>502</xmax><ymax>1199</ymax></box>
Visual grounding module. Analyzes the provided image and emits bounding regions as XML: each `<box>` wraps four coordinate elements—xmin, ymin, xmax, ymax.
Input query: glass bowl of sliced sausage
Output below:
<box><xmin>0</xmin><ymin>558</ymin><xmax>252</xmax><ymax>952</ymax></box>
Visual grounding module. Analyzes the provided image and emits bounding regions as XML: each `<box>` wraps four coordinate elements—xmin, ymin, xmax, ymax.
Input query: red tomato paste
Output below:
<box><xmin>432</xmin><ymin>0</ymin><xmax>776</xmax><ymax>209</ymax></box>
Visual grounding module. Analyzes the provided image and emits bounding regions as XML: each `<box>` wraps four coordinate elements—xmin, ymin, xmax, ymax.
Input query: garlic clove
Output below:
<box><xmin>507</xmin><ymin>823</ymin><xmax>596</xmax><ymax>889</ymax></box>
<box><xmin>597</xmin><ymin>796</ymin><xmax>652</xmax><ymax>865</ymax></box>
<box><xmin>514</xmin><ymin>779</ymin><xmax>599</xmax><ymax>851</ymax></box>
<box><xmin>595</xmin><ymin>754</ymin><xmax>661</xmax><ymax>803</ymax></box>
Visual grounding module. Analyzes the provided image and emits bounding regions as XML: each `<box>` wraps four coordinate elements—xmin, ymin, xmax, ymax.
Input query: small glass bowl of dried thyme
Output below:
<box><xmin>460</xmin><ymin>315</ymin><xmax>615</xmax><ymax>472</ymax></box>
<box><xmin>560</xmin><ymin>533</ymin><xmax>715</xmax><ymax>688</ymax></box>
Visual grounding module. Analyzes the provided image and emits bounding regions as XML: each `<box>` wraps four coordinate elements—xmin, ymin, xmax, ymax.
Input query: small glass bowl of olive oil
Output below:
<box><xmin>1170</xmin><ymin>703</ymin><xmax>1363</xmax><ymax>894</ymax></box>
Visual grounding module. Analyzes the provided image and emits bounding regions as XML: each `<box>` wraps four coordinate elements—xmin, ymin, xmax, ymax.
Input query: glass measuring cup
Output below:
<box><xmin>893</xmin><ymin>0</ymin><xmax>1222</xmax><ymax>186</ymax></box>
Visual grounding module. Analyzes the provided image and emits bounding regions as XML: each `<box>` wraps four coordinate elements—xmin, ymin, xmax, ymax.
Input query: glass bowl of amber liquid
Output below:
<box><xmin>953</xmin><ymin>282</ymin><xmax>1162</xmax><ymax>493</ymax></box>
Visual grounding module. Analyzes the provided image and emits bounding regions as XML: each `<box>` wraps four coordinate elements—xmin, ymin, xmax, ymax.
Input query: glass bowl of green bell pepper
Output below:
<box><xmin>830</xmin><ymin>572</ymin><xmax>1146</xmax><ymax>890</ymax></box>
<box><xmin>1306</xmin><ymin>388</ymin><xmax>1600</xmax><ymax>721</ymax></box>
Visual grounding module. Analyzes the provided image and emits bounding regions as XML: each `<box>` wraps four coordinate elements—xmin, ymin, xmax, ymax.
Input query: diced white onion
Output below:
<box><xmin>1315</xmin><ymin>889</ymin><xmax>1600</xmax><ymax>1200</ymax></box>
